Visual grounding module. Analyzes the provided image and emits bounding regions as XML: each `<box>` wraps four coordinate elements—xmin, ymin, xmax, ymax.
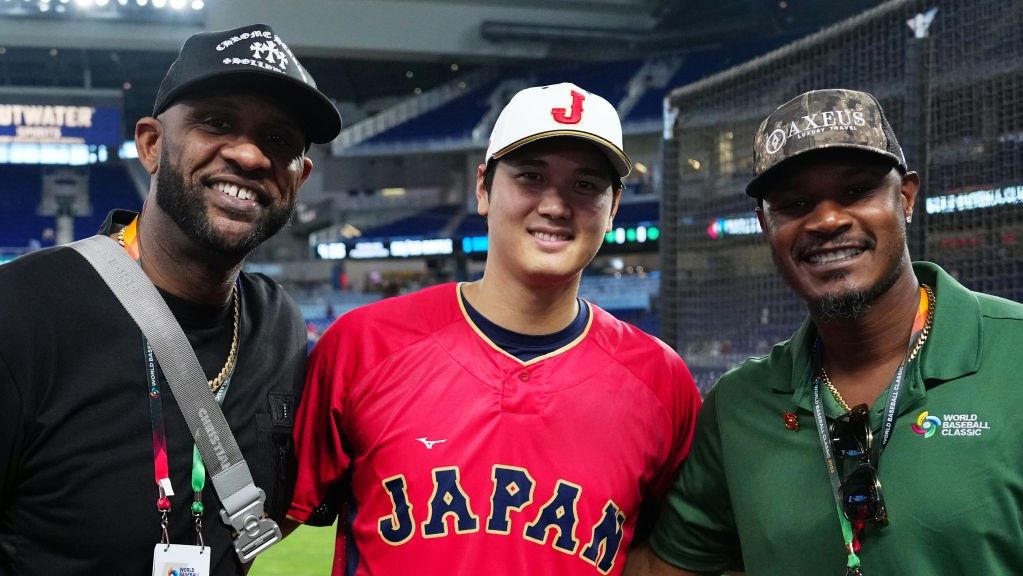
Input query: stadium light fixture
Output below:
<box><xmin>1</xmin><ymin>0</ymin><xmax>201</xmax><ymax>18</ymax></box>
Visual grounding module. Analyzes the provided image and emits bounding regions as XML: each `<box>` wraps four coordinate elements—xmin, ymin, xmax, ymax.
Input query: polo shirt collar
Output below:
<box><xmin>778</xmin><ymin>315</ymin><xmax>816</xmax><ymax>411</ymax></box>
<box><xmin>778</xmin><ymin>262</ymin><xmax>981</xmax><ymax>410</ymax></box>
<box><xmin>913</xmin><ymin>261</ymin><xmax>982</xmax><ymax>381</ymax></box>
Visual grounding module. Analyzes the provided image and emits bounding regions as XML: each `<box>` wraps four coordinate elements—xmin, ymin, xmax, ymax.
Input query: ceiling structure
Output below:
<box><xmin>0</xmin><ymin>0</ymin><xmax>887</xmax><ymax>138</ymax></box>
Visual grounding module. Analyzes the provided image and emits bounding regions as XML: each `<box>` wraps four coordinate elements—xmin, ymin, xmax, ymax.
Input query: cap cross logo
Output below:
<box><xmin>551</xmin><ymin>90</ymin><xmax>585</xmax><ymax>124</ymax></box>
<box><xmin>215</xmin><ymin>28</ymin><xmax>297</xmax><ymax>76</ymax></box>
<box><xmin>249</xmin><ymin>39</ymin><xmax>288</xmax><ymax>69</ymax></box>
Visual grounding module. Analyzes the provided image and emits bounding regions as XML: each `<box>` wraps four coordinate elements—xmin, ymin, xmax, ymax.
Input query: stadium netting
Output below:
<box><xmin>660</xmin><ymin>0</ymin><xmax>1023</xmax><ymax>392</ymax></box>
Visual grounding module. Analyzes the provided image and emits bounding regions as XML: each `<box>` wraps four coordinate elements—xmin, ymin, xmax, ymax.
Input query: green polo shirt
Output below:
<box><xmin>650</xmin><ymin>262</ymin><xmax>1023</xmax><ymax>575</ymax></box>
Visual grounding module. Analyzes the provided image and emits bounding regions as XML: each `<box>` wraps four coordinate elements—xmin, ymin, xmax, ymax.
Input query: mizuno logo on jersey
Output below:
<box><xmin>376</xmin><ymin>464</ymin><xmax>625</xmax><ymax>574</ymax></box>
<box><xmin>417</xmin><ymin>437</ymin><xmax>446</xmax><ymax>449</ymax></box>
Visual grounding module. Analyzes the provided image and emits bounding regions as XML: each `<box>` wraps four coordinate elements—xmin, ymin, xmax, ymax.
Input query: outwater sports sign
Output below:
<box><xmin>0</xmin><ymin>89</ymin><xmax>122</xmax><ymax>146</ymax></box>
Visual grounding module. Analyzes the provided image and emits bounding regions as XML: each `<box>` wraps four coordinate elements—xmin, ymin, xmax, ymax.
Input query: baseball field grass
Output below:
<box><xmin>249</xmin><ymin>524</ymin><xmax>336</xmax><ymax>576</ymax></box>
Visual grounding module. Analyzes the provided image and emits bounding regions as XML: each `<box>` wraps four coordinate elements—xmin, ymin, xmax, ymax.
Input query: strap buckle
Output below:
<box><xmin>219</xmin><ymin>488</ymin><xmax>281</xmax><ymax>563</ymax></box>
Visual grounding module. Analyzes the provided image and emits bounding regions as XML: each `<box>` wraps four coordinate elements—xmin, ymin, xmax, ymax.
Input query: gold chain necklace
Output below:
<box><xmin>821</xmin><ymin>284</ymin><xmax>935</xmax><ymax>411</ymax></box>
<box><xmin>821</xmin><ymin>368</ymin><xmax>853</xmax><ymax>412</ymax></box>
<box><xmin>118</xmin><ymin>225</ymin><xmax>240</xmax><ymax>393</ymax></box>
<box><xmin>209</xmin><ymin>285</ymin><xmax>240</xmax><ymax>394</ymax></box>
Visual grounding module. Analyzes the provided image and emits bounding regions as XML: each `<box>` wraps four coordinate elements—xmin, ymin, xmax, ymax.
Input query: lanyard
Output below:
<box><xmin>120</xmin><ymin>216</ymin><xmax>140</xmax><ymax>260</ymax></box>
<box><xmin>144</xmin><ymin>341</ymin><xmax>232</xmax><ymax>527</ymax></box>
<box><xmin>144</xmin><ymin>342</ymin><xmax>173</xmax><ymax>547</ymax></box>
<box><xmin>121</xmin><ymin>216</ymin><xmax>235</xmax><ymax>546</ymax></box>
<box><xmin>811</xmin><ymin>286</ymin><xmax>930</xmax><ymax>575</ymax></box>
<box><xmin>83</xmin><ymin>222</ymin><xmax>279</xmax><ymax>561</ymax></box>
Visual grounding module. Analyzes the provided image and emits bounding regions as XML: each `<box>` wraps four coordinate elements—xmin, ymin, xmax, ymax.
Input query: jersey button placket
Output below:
<box><xmin>502</xmin><ymin>368</ymin><xmax>541</xmax><ymax>414</ymax></box>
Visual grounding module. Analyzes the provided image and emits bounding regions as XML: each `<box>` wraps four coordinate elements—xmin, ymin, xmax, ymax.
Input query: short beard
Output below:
<box><xmin>812</xmin><ymin>290</ymin><xmax>870</xmax><ymax>321</ymax></box>
<box><xmin>808</xmin><ymin>265</ymin><xmax>901</xmax><ymax>322</ymax></box>
<box><xmin>155</xmin><ymin>148</ymin><xmax>295</xmax><ymax>257</ymax></box>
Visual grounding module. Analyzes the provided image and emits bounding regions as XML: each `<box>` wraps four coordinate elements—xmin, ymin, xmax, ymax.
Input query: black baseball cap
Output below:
<box><xmin>153</xmin><ymin>24</ymin><xmax>342</xmax><ymax>144</ymax></box>
<box><xmin>746</xmin><ymin>89</ymin><xmax>906</xmax><ymax>198</ymax></box>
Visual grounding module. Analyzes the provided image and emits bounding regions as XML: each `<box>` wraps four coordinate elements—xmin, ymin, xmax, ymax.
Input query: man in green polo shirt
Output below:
<box><xmin>626</xmin><ymin>89</ymin><xmax>1023</xmax><ymax>575</ymax></box>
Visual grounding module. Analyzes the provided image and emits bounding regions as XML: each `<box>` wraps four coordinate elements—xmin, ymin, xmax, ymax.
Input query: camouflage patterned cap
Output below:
<box><xmin>746</xmin><ymin>89</ymin><xmax>907</xmax><ymax>198</ymax></box>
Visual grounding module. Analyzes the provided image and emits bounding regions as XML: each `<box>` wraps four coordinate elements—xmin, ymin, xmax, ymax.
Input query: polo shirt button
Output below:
<box><xmin>518</xmin><ymin>371</ymin><xmax>530</xmax><ymax>382</ymax></box>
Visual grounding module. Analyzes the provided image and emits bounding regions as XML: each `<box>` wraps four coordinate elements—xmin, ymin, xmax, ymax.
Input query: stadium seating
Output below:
<box><xmin>344</xmin><ymin>40</ymin><xmax>797</xmax><ymax>151</ymax></box>
<box><xmin>80</xmin><ymin>164</ymin><xmax>142</xmax><ymax>236</ymax></box>
<box><xmin>531</xmin><ymin>59</ymin><xmax>642</xmax><ymax>106</ymax></box>
<box><xmin>356</xmin><ymin>204</ymin><xmax>461</xmax><ymax>240</ymax></box>
<box><xmin>362</xmin><ymin>79</ymin><xmax>501</xmax><ymax>146</ymax></box>
<box><xmin>0</xmin><ymin>165</ymin><xmax>51</xmax><ymax>249</ymax></box>
<box><xmin>0</xmin><ymin>163</ymin><xmax>140</xmax><ymax>249</ymax></box>
<box><xmin>450</xmin><ymin>212</ymin><xmax>488</xmax><ymax>238</ymax></box>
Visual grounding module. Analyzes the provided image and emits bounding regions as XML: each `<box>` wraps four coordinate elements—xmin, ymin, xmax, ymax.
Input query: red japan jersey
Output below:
<box><xmin>290</xmin><ymin>283</ymin><xmax>701</xmax><ymax>575</ymax></box>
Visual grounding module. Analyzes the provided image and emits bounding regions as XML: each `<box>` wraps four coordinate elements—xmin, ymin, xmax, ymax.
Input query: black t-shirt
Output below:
<box><xmin>0</xmin><ymin>227</ymin><xmax>306</xmax><ymax>574</ymax></box>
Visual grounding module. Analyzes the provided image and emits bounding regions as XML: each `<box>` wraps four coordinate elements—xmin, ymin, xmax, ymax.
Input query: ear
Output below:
<box><xmin>900</xmin><ymin>171</ymin><xmax>920</xmax><ymax>221</ymax></box>
<box><xmin>135</xmin><ymin>117</ymin><xmax>162</xmax><ymax>175</ymax></box>
<box><xmin>474</xmin><ymin>163</ymin><xmax>490</xmax><ymax>217</ymax></box>
<box><xmin>756</xmin><ymin>206</ymin><xmax>769</xmax><ymax>235</ymax></box>
<box><xmin>297</xmin><ymin>157</ymin><xmax>314</xmax><ymax>189</ymax></box>
<box><xmin>605</xmin><ymin>188</ymin><xmax>622</xmax><ymax>233</ymax></box>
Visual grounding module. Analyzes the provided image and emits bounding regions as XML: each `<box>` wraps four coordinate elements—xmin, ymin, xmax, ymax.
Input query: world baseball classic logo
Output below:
<box><xmin>911</xmin><ymin>411</ymin><xmax>941</xmax><ymax>438</ymax></box>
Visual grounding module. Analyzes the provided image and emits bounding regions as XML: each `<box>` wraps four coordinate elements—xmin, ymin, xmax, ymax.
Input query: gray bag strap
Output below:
<box><xmin>69</xmin><ymin>234</ymin><xmax>280</xmax><ymax>563</ymax></box>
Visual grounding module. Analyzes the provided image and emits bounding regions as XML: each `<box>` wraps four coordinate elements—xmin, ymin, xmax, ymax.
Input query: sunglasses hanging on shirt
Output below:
<box><xmin>831</xmin><ymin>404</ymin><xmax>888</xmax><ymax>526</ymax></box>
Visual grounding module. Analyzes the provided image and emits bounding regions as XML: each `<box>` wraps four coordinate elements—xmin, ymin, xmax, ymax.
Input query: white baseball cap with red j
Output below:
<box><xmin>485</xmin><ymin>82</ymin><xmax>632</xmax><ymax>179</ymax></box>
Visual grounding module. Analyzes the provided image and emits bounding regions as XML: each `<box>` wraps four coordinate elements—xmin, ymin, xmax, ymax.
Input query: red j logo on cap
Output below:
<box><xmin>551</xmin><ymin>90</ymin><xmax>585</xmax><ymax>125</ymax></box>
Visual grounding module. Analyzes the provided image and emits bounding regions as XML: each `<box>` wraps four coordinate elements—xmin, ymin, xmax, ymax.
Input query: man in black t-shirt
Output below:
<box><xmin>0</xmin><ymin>24</ymin><xmax>340</xmax><ymax>576</ymax></box>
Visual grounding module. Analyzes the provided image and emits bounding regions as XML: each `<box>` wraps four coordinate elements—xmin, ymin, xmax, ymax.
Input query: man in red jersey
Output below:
<box><xmin>289</xmin><ymin>82</ymin><xmax>701</xmax><ymax>575</ymax></box>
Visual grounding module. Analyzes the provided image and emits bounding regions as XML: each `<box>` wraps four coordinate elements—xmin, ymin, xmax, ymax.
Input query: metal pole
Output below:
<box><xmin>905</xmin><ymin>8</ymin><xmax>938</xmax><ymax>259</ymax></box>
